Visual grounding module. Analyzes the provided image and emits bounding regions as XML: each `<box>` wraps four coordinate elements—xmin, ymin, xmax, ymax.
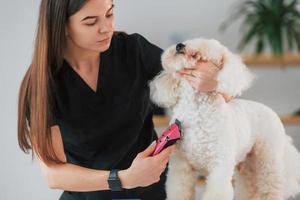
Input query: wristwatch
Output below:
<box><xmin>108</xmin><ymin>169</ymin><xmax>123</xmax><ymax>191</ymax></box>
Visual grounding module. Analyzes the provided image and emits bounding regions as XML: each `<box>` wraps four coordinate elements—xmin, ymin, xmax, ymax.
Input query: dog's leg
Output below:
<box><xmin>281</xmin><ymin>135</ymin><xmax>300</xmax><ymax>199</ymax></box>
<box><xmin>201</xmin><ymin>160</ymin><xmax>235</xmax><ymax>200</ymax></box>
<box><xmin>249</xmin><ymin>140</ymin><xmax>284</xmax><ymax>200</ymax></box>
<box><xmin>233</xmin><ymin>151</ymin><xmax>258</xmax><ymax>200</ymax></box>
<box><xmin>166</xmin><ymin>150</ymin><xmax>197</xmax><ymax>200</ymax></box>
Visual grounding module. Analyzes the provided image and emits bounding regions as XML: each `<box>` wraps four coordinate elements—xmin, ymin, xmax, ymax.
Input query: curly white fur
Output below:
<box><xmin>149</xmin><ymin>38</ymin><xmax>300</xmax><ymax>200</ymax></box>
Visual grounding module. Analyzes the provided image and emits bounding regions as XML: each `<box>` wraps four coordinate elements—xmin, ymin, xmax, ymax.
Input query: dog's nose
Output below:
<box><xmin>176</xmin><ymin>43</ymin><xmax>186</xmax><ymax>54</ymax></box>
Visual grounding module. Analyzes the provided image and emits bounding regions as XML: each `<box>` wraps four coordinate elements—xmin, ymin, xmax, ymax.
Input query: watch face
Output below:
<box><xmin>108</xmin><ymin>170</ymin><xmax>123</xmax><ymax>191</ymax></box>
<box><xmin>108</xmin><ymin>179</ymin><xmax>123</xmax><ymax>191</ymax></box>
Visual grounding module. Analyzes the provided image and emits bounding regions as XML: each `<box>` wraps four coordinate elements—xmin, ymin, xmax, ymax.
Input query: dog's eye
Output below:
<box><xmin>191</xmin><ymin>53</ymin><xmax>197</xmax><ymax>59</ymax></box>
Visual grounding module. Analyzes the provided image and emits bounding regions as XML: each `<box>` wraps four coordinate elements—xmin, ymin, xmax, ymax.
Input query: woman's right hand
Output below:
<box><xmin>121</xmin><ymin>141</ymin><xmax>176</xmax><ymax>189</ymax></box>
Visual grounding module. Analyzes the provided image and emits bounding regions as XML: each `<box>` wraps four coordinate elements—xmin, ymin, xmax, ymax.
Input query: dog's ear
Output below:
<box><xmin>149</xmin><ymin>71</ymin><xmax>180</xmax><ymax>108</ymax></box>
<box><xmin>216</xmin><ymin>50</ymin><xmax>255</xmax><ymax>97</ymax></box>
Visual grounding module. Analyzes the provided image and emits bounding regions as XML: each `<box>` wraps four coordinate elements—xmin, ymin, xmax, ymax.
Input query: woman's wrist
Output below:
<box><xmin>118</xmin><ymin>169</ymin><xmax>133</xmax><ymax>189</ymax></box>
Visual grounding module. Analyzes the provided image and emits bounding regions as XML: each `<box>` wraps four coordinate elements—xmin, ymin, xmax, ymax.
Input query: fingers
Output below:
<box><xmin>180</xmin><ymin>73</ymin><xmax>218</xmax><ymax>87</ymax></box>
<box><xmin>180</xmin><ymin>73</ymin><xmax>198</xmax><ymax>82</ymax></box>
<box><xmin>154</xmin><ymin>144</ymin><xmax>176</xmax><ymax>162</ymax></box>
<box><xmin>179</xmin><ymin>73</ymin><xmax>218</xmax><ymax>92</ymax></box>
<box><xmin>219</xmin><ymin>92</ymin><xmax>233</xmax><ymax>103</ymax></box>
<box><xmin>154</xmin><ymin>153</ymin><xmax>171</xmax><ymax>175</ymax></box>
<box><xmin>178</xmin><ymin>64</ymin><xmax>219</xmax><ymax>79</ymax></box>
<box><xmin>236</xmin><ymin>161</ymin><xmax>245</xmax><ymax>172</ymax></box>
<box><xmin>139</xmin><ymin>141</ymin><xmax>157</xmax><ymax>158</ymax></box>
<box><xmin>160</xmin><ymin>159</ymin><xmax>169</xmax><ymax>171</ymax></box>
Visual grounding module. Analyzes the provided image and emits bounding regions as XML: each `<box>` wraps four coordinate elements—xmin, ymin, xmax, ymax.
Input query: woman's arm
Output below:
<box><xmin>38</xmin><ymin>125</ymin><xmax>174</xmax><ymax>192</ymax></box>
<box><xmin>39</xmin><ymin>159</ymin><xmax>129</xmax><ymax>192</ymax></box>
<box><xmin>37</xmin><ymin>125</ymin><xmax>130</xmax><ymax>192</ymax></box>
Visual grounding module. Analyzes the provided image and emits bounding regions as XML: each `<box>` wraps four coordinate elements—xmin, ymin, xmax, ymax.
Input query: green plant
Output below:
<box><xmin>219</xmin><ymin>0</ymin><xmax>300</xmax><ymax>55</ymax></box>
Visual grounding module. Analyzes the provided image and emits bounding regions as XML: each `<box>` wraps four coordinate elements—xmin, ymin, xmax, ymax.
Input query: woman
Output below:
<box><xmin>17</xmin><ymin>0</ymin><xmax>230</xmax><ymax>199</ymax></box>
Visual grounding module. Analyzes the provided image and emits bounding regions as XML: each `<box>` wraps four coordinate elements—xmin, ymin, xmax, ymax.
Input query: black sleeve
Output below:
<box><xmin>131</xmin><ymin>33</ymin><xmax>166</xmax><ymax>115</ymax></box>
<box><xmin>49</xmin><ymin>84</ymin><xmax>60</xmax><ymax>127</ymax></box>
<box><xmin>133</xmin><ymin>33</ymin><xmax>164</xmax><ymax>82</ymax></box>
<box><xmin>25</xmin><ymin>98</ymin><xmax>59</xmax><ymax>128</ymax></box>
<box><xmin>49</xmin><ymin>109</ymin><xmax>59</xmax><ymax>127</ymax></box>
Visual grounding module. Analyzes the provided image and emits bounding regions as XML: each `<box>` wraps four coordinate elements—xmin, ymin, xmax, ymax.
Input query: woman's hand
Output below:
<box><xmin>219</xmin><ymin>92</ymin><xmax>233</xmax><ymax>103</ymax></box>
<box><xmin>176</xmin><ymin>60</ymin><xmax>219</xmax><ymax>92</ymax></box>
<box><xmin>121</xmin><ymin>141</ymin><xmax>176</xmax><ymax>189</ymax></box>
<box><xmin>176</xmin><ymin>60</ymin><xmax>233</xmax><ymax>103</ymax></box>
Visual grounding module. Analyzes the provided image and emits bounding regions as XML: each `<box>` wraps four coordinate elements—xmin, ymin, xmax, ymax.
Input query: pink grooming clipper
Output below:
<box><xmin>151</xmin><ymin>119</ymin><xmax>182</xmax><ymax>156</ymax></box>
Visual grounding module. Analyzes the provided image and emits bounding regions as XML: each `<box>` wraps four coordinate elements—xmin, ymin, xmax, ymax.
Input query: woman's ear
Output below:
<box><xmin>216</xmin><ymin>50</ymin><xmax>255</xmax><ymax>97</ymax></box>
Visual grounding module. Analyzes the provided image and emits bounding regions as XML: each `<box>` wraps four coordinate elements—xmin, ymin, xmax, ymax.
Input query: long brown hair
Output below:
<box><xmin>18</xmin><ymin>0</ymin><xmax>86</xmax><ymax>166</ymax></box>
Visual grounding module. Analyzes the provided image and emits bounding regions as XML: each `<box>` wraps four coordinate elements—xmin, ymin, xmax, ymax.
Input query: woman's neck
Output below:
<box><xmin>63</xmin><ymin>40</ymin><xmax>100</xmax><ymax>71</ymax></box>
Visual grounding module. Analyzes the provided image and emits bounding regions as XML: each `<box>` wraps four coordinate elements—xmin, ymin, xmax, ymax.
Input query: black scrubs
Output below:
<box><xmin>50</xmin><ymin>32</ymin><xmax>167</xmax><ymax>200</ymax></box>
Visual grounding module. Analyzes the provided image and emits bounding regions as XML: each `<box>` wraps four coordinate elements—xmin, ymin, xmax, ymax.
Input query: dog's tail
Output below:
<box><xmin>283</xmin><ymin>134</ymin><xmax>300</xmax><ymax>199</ymax></box>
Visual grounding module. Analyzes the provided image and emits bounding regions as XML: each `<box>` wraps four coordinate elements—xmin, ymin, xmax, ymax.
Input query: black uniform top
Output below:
<box><xmin>50</xmin><ymin>32</ymin><xmax>166</xmax><ymax>200</ymax></box>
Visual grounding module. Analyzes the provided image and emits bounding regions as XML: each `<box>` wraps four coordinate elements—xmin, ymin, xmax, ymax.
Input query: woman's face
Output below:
<box><xmin>65</xmin><ymin>0</ymin><xmax>115</xmax><ymax>53</ymax></box>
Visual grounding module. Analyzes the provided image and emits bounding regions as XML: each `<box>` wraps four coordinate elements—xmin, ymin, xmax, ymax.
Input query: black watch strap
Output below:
<box><xmin>108</xmin><ymin>169</ymin><xmax>123</xmax><ymax>191</ymax></box>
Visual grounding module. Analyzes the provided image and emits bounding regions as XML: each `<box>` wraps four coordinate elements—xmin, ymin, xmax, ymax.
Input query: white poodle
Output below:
<box><xmin>149</xmin><ymin>38</ymin><xmax>300</xmax><ymax>200</ymax></box>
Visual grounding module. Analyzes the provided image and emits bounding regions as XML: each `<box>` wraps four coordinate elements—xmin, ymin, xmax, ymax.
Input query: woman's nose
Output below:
<box><xmin>176</xmin><ymin>43</ymin><xmax>186</xmax><ymax>54</ymax></box>
<box><xmin>99</xmin><ymin>26</ymin><xmax>109</xmax><ymax>34</ymax></box>
<box><xmin>98</xmin><ymin>21</ymin><xmax>109</xmax><ymax>34</ymax></box>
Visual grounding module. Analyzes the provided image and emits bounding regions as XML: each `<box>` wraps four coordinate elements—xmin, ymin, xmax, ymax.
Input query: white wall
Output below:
<box><xmin>0</xmin><ymin>0</ymin><xmax>299</xmax><ymax>199</ymax></box>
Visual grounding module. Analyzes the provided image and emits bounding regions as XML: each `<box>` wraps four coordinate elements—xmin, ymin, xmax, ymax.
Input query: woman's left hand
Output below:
<box><xmin>176</xmin><ymin>60</ymin><xmax>233</xmax><ymax>103</ymax></box>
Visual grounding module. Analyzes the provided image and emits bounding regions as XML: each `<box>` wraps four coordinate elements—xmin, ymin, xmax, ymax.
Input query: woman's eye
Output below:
<box><xmin>107</xmin><ymin>13</ymin><xmax>114</xmax><ymax>18</ymax></box>
<box><xmin>85</xmin><ymin>15</ymin><xmax>113</xmax><ymax>26</ymax></box>
<box><xmin>86</xmin><ymin>21</ymin><xmax>96</xmax><ymax>26</ymax></box>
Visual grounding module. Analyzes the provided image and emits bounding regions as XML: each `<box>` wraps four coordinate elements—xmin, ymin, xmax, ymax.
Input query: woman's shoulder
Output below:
<box><xmin>113</xmin><ymin>31</ymin><xmax>145</xmax><ymax>40</ymax></box>
<box><xmin>113</xmin><ymin>31</ymin><xmax>163</xmax><ymax>81</ymax></box>
<box><xmin>112</xmin><ymin>31</ymin><xmax>152</xmax><ymax>49</ymax></box>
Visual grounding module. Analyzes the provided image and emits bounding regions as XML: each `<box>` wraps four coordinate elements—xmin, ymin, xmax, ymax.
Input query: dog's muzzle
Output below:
<box><xmin>176</xmin><ymin>43</ymin><xmax>186</xmax><ymax>54</ymax></box>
